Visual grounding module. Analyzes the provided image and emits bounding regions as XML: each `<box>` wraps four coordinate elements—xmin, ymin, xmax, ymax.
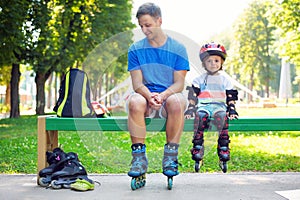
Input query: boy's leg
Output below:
<box><xmin>191</xmin><ymin>110</ymin><xmax>209</xmax><ymax>163</ymax></box>
<box><xmin>213</xmin><ymin>111</ymin><xmax>230</xmax><ymax>161</ymax></box>
<box><xmin>214</xmin><ymin>111</ymin><xmax>230</xmax><ymax>172</ymax></box>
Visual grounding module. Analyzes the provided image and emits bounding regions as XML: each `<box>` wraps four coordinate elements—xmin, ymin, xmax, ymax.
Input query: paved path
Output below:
<box><xmin>1</xmin><ymin>172</ymin><xmax>299</xmax><ymax>200</ymax></box>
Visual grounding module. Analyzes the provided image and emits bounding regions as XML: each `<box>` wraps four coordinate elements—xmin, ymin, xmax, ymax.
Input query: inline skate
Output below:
<box><xmin>217</xmin><ymin>133</ymin><xmax>230</xmax><ymax>173</ymax></box>
<box><xmin>162</xmin><ymin>143</ymin><xmax>179</xmax><ymax>190</ymax></box>
<box><xmin>128</xmin><ymin>143</ymin><xmax>148</xmax><ymax>190</ymax></box>
<box><xmin>38</xmin><ymin>147</ymin><xmax>67</xmax><ymax>187</ymax></box>
<box><xmin>191</xmin><ymin>131</ymin><xmax>204</xmax><ymax>172</ymax></box>
<box><xmin>50</xmin><ymin>152</ymin><xmax>93</xmax><ymax>189</ymax></box>
<box><xmin>191</xmin><ymin>144</ymin><xmax>204</xmax><ymax>172</ymax></box>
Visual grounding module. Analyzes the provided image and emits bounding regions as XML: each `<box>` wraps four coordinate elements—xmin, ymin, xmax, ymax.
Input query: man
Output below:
<box><xmin>126</xmin><ymin>2</ymin><xmax>190</xmax><ymax>190</ymax></box>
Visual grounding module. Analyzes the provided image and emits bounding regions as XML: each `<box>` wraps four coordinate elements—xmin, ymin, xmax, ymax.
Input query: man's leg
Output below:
<box><xmin>162</xmin><ymin>93</ymin><xmax>187</xmax><ymax>177</ymax></box>
<box><xmin>164</xmin><ymin>93</ymin><xmax>187</xmax><ymax>143</ymax></box>
<box><xmin>127</xmin><ymin>93</ymin><xmax>148</xmax><ymax>186</ymax></box>
<box><xmin>127</xmin><ymin>93</ymin><xmax>147</xmax><ymax>143</ymax></box>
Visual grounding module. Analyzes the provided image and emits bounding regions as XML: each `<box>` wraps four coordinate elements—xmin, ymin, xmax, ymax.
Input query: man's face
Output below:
<box><xmin>138</xmin><ymin>14</ymin><xmax>162</xmax><ymax>40</ymax></box>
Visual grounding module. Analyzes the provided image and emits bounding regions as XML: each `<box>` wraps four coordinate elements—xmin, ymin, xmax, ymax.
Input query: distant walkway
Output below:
<box><xmin>1</xmin><ymin>172</ymin><xmax>299</xmax><ymax>200</ymax></box>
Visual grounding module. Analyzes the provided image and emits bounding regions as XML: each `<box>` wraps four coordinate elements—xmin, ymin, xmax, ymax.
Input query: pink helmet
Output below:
<box><xmin>199</xmin><ymin>42</ymin><xmax>227</xmax><ymax>62</ymax></box>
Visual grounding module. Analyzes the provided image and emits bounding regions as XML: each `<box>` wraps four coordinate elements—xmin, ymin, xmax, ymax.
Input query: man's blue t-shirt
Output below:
<box><xmin>128</xmin><ymin>36</ymin><xmax>190</xmax><ymax>93</ymax></box>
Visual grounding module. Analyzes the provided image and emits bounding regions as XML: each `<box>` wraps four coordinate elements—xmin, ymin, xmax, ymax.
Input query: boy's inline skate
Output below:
<box><xmin>50</xmin><ymin>152</ymin><xmax>94</xmax><ymax>189</ymax></box>
<box><xmin>191</xmin><ymin>144</ymin><xmax>204</xmax><ymax>172</ymax></box>
<box><xmin>191</xmin><ymin>131</ymin><xmax>204</xmax><ymax>172</ymax></box>
<box><xmin>128</xmin><ymin>143</ymin><xmax>148</xmax><ymax>190</ymax></box>
<box><xmin>217</xmin><ymin>133</ymin><xmax>230</xmax><ymax>173</ymax></box>
<box><xmin>38</xmin><ymin>147</ymin><xmax>67</xmax><ymax>187</ymax></box>
<box><xmin>162</xmin><ymin>143</ymin><xmax>179</xmax><ymax>190</ymax></box>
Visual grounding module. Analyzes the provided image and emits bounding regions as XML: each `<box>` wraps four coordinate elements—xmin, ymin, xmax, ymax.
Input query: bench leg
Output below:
<box><xmin>37</xmin><ymin>116</ymin><xmax>58</xmax><ymax>179</ymax></box>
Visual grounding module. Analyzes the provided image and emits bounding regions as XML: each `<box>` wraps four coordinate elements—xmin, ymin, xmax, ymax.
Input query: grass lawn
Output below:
<box><xmin>0</xmin><ymin>106</ymin><xmax>299</xmax><ymax>174</ymax></box>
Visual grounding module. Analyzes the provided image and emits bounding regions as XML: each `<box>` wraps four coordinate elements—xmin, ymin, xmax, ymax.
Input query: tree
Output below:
<box><xmin>228</xmin><ymin>0</ymin><xmax>277</xmax><ymax>100</ymax></box>
<box><xmin>0</xmin><ymin>0</ymin><xmax>31</xmax><ymax>118</ymax></box>
<box><xmin>30</xmin><ymin>0</ymin><xmax>134</xmax><ymax>114</ymax></box>
<box><xmin>270</xmin><ymin>0</ymin><xmax>300</xmax><ymax>92</ymax></box>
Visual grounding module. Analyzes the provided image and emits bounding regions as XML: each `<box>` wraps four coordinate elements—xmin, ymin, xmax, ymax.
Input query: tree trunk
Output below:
<box><xmin>47</xmin><ymin>72</ymin><xmax>53</xmax><ymax>109</ymax></box>
<box><xmin>248</xmin><ymin>69</ymin><xmax>254</xmax><ymax>103</ymax></box>
<box><xmin>265</xmin><ymin>64</ymin><xmax>270</xmax><ymax>98</ymax></box>
<box><xmin>35</xmin><ymin>73</ymin><xmax>46</xmax><ymax>114</ymax></box>
<box><xmin>10</xmin><ymin>63</ymin><xmax>20</xmax><ymax>118</ymax></box>
<box><xmin>5</xmin><ymin>83</ymin><xmax>10</xmax><ymax>107</ymax></box>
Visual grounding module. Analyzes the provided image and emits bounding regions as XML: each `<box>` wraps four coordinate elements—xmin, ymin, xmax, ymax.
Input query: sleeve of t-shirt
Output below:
<box><xmin>174</xmin><ymin>46</ymin><xmax>190</xmax><ymax>71</ymax></box>
<box><xmin>127</xmin><ymin>45</ymin><xmax>140</xmax><ymax>71</ymax></box>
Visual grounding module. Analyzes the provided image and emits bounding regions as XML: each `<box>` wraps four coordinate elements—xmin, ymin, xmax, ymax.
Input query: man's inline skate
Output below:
<box><xmin>217</xmin><ymin>132</ymin><xmax>230</xmax><ymax>173</ymax></box>
<box><xmin>38</xmin><ymin>147</ymin><xmax>67</xmax><ymax>187</ymax></box>
<box><xmin>162</xmin><ymin>143</ymin><xmax>179</xmax><ymax>190</ymax></box>
<box><xmin>50</xmin><ymin>152</ymin><xmax>94</xmax><ymax>189</ymax></box>
<box><xmin>128</xmin><ymin>143</ymin><xmax>148</xmax><ymax>190</ymax></box>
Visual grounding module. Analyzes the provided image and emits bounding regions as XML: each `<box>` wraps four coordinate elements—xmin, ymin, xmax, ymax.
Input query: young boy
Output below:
<box><xmin>184</xmin><ymin>42</ymin><xmax>238</xmax><ymax>173</ymax></box>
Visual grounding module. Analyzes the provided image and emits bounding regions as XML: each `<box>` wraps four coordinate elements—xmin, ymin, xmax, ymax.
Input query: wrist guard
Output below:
<box><xmin>184</xmin><ymin>104</ymin><xmax>196</xmax><ymax>117</ymax></box>
<box><xmin>227</xmin><ymin>103</ymin><xmax>239</xmax><ymax>116</ymax></box>
<box><xmin>226</xmin><ymin>89</ymin><xmax>238</xmax><ymax>104</ymax></box>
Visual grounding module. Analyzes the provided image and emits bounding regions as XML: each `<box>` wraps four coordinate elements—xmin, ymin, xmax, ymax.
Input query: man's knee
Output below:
<box><xmin>127</xmin><ymin>93</ymin><xmax>147</xmax><ymax>113</ymax></box>
<box><xmin>165</xmin><ymin>93</ymin><xmax>187</xmax><ymax>113</ymax></box>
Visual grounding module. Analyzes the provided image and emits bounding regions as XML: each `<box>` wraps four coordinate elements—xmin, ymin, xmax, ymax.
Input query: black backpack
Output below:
<box><xmin>53</xmin><ymin>68</ymin><xmax>95</xmax><ymax>117</ymax></box>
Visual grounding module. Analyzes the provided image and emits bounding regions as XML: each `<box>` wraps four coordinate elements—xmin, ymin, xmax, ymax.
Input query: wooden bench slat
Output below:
<box><xmin>45</xmin><ymin>116</ymin><xmax>300</xmax><ymax>132</ymax></box>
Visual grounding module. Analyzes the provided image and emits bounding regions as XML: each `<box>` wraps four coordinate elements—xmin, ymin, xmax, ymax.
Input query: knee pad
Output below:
<box><xmin>194</xmin><ymin>111</ymin><xmax>209</xmax><ymax>132</ymax></box>
<box><xmin>213</xmin><ymin>111</ymin><xmax>228</xmax><ymax>130</ymax></box>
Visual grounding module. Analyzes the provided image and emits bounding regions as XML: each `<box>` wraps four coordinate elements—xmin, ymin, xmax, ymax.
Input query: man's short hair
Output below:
<box><xmin>136</xmin><ymin>2</ymin><xmax>161</xmax><ymax>19</ymax></box>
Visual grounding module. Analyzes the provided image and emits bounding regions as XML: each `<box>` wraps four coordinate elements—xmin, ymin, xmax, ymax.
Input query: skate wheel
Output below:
<box><xmin>167</xmin><ymin>177</ymin><xmax>173</xmax><ymax>190</ymax></box>
<box><xmin>222</xmin><ymin>162</ymin><xmax>227</xmax><ymax>173</ymax></box>
<box><xmin>38</xmin><ymin>177</ymin><xmax>49</xmax><ymax>187</ymax></box>
<box><xmin>195</xmin><ymin>160</ymin><xmax>203</xmax><ymax>173</ymax></box>
<box><xmin>219</xmin><ymin>161</ymin><xmax>227</xmax><ymax>173</ymax></box>
<box><xmin>130</xmin><ymin>178</ymin><xmax>137</xmax><ymax>190</ymax></box>
<box><xmin>131</xmin><ymin>175</ymin><xmax>146</xmax><ymax>190</ymax></box>
<box><xmin>51</xmin><ymin>180</ymin><xmax>62</xmax><ymax>189</ymax></box>
<box><xmin>195</xmin><ymin>162</ymin><xmax>199</xmax><ymax>172</ymax></box>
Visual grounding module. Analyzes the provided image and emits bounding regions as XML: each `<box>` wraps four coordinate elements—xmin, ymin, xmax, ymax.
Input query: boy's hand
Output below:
<box><xmin>228</xmin><ymin>114</ymin><xmax>239</xmax><ymax>120</ymax></box>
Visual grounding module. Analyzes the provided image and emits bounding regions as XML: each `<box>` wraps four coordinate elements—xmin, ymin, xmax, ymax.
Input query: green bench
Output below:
<box><xmin>37</xmin><ymin>115</ymin><xmax>300</xmax><ymax>174</ymax></box>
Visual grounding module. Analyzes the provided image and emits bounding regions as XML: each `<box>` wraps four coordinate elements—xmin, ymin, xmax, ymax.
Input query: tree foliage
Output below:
<box><xmin>227</xmin><ymin>0</ymin><xmax>277</xmax><ymax>99</ymax></box>
<box><xmin>270</xmin><ymin>0</ymin><xmax>300</xmax><ymax>72</ymax></box>
<box><xmin>0</xmin><ymin>0</ymin><xmax>134</xmax><ymax>114</ymax></box>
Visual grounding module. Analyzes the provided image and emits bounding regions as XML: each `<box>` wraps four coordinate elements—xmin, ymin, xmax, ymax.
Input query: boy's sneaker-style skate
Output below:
<box><xmin>128</xmin><ymin>143</ymin><xmax>148</xmax><ymax>190</ymax></box>
<box><xmin>162</xmin><ymin>143</ymin><xmax>179</xmax><ymax>190</ymax></box>
<box><xmin>217</xmin><ymin>132</ymin><xmax>230</xmax><ymax>173</ymax></box>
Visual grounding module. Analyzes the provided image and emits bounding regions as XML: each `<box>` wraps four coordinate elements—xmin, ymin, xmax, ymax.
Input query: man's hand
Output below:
<box><xmin>149</xmin><ymin>93</ymin><xmax>162</xmax><ymax>110</ymax></box>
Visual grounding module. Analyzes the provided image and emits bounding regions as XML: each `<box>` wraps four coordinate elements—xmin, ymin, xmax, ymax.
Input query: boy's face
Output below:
<box><xmin>138</xmin><ymin>14</ymin><xmax>162</xmax><ymax>40</ymax></box>
<box><xmin>203</xmin><ymin>55</ymin><xmax>223</xmax><ymax>74</ymax></box>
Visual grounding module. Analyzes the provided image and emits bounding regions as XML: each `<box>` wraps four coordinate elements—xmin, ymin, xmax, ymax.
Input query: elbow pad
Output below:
<box><xmin>192</xmin><ymin>85</ymin><xmax>201</xmax><ymax>96</ymax></box>
<box><xmin>226</xmin><ymin>89</ymin><xmax>238</xmax><ymax>104</ymax></box>
<box><xmin>186</xmin><ymin>86</ymin><xmax>198</xmax><ymax>102</ymax></box>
